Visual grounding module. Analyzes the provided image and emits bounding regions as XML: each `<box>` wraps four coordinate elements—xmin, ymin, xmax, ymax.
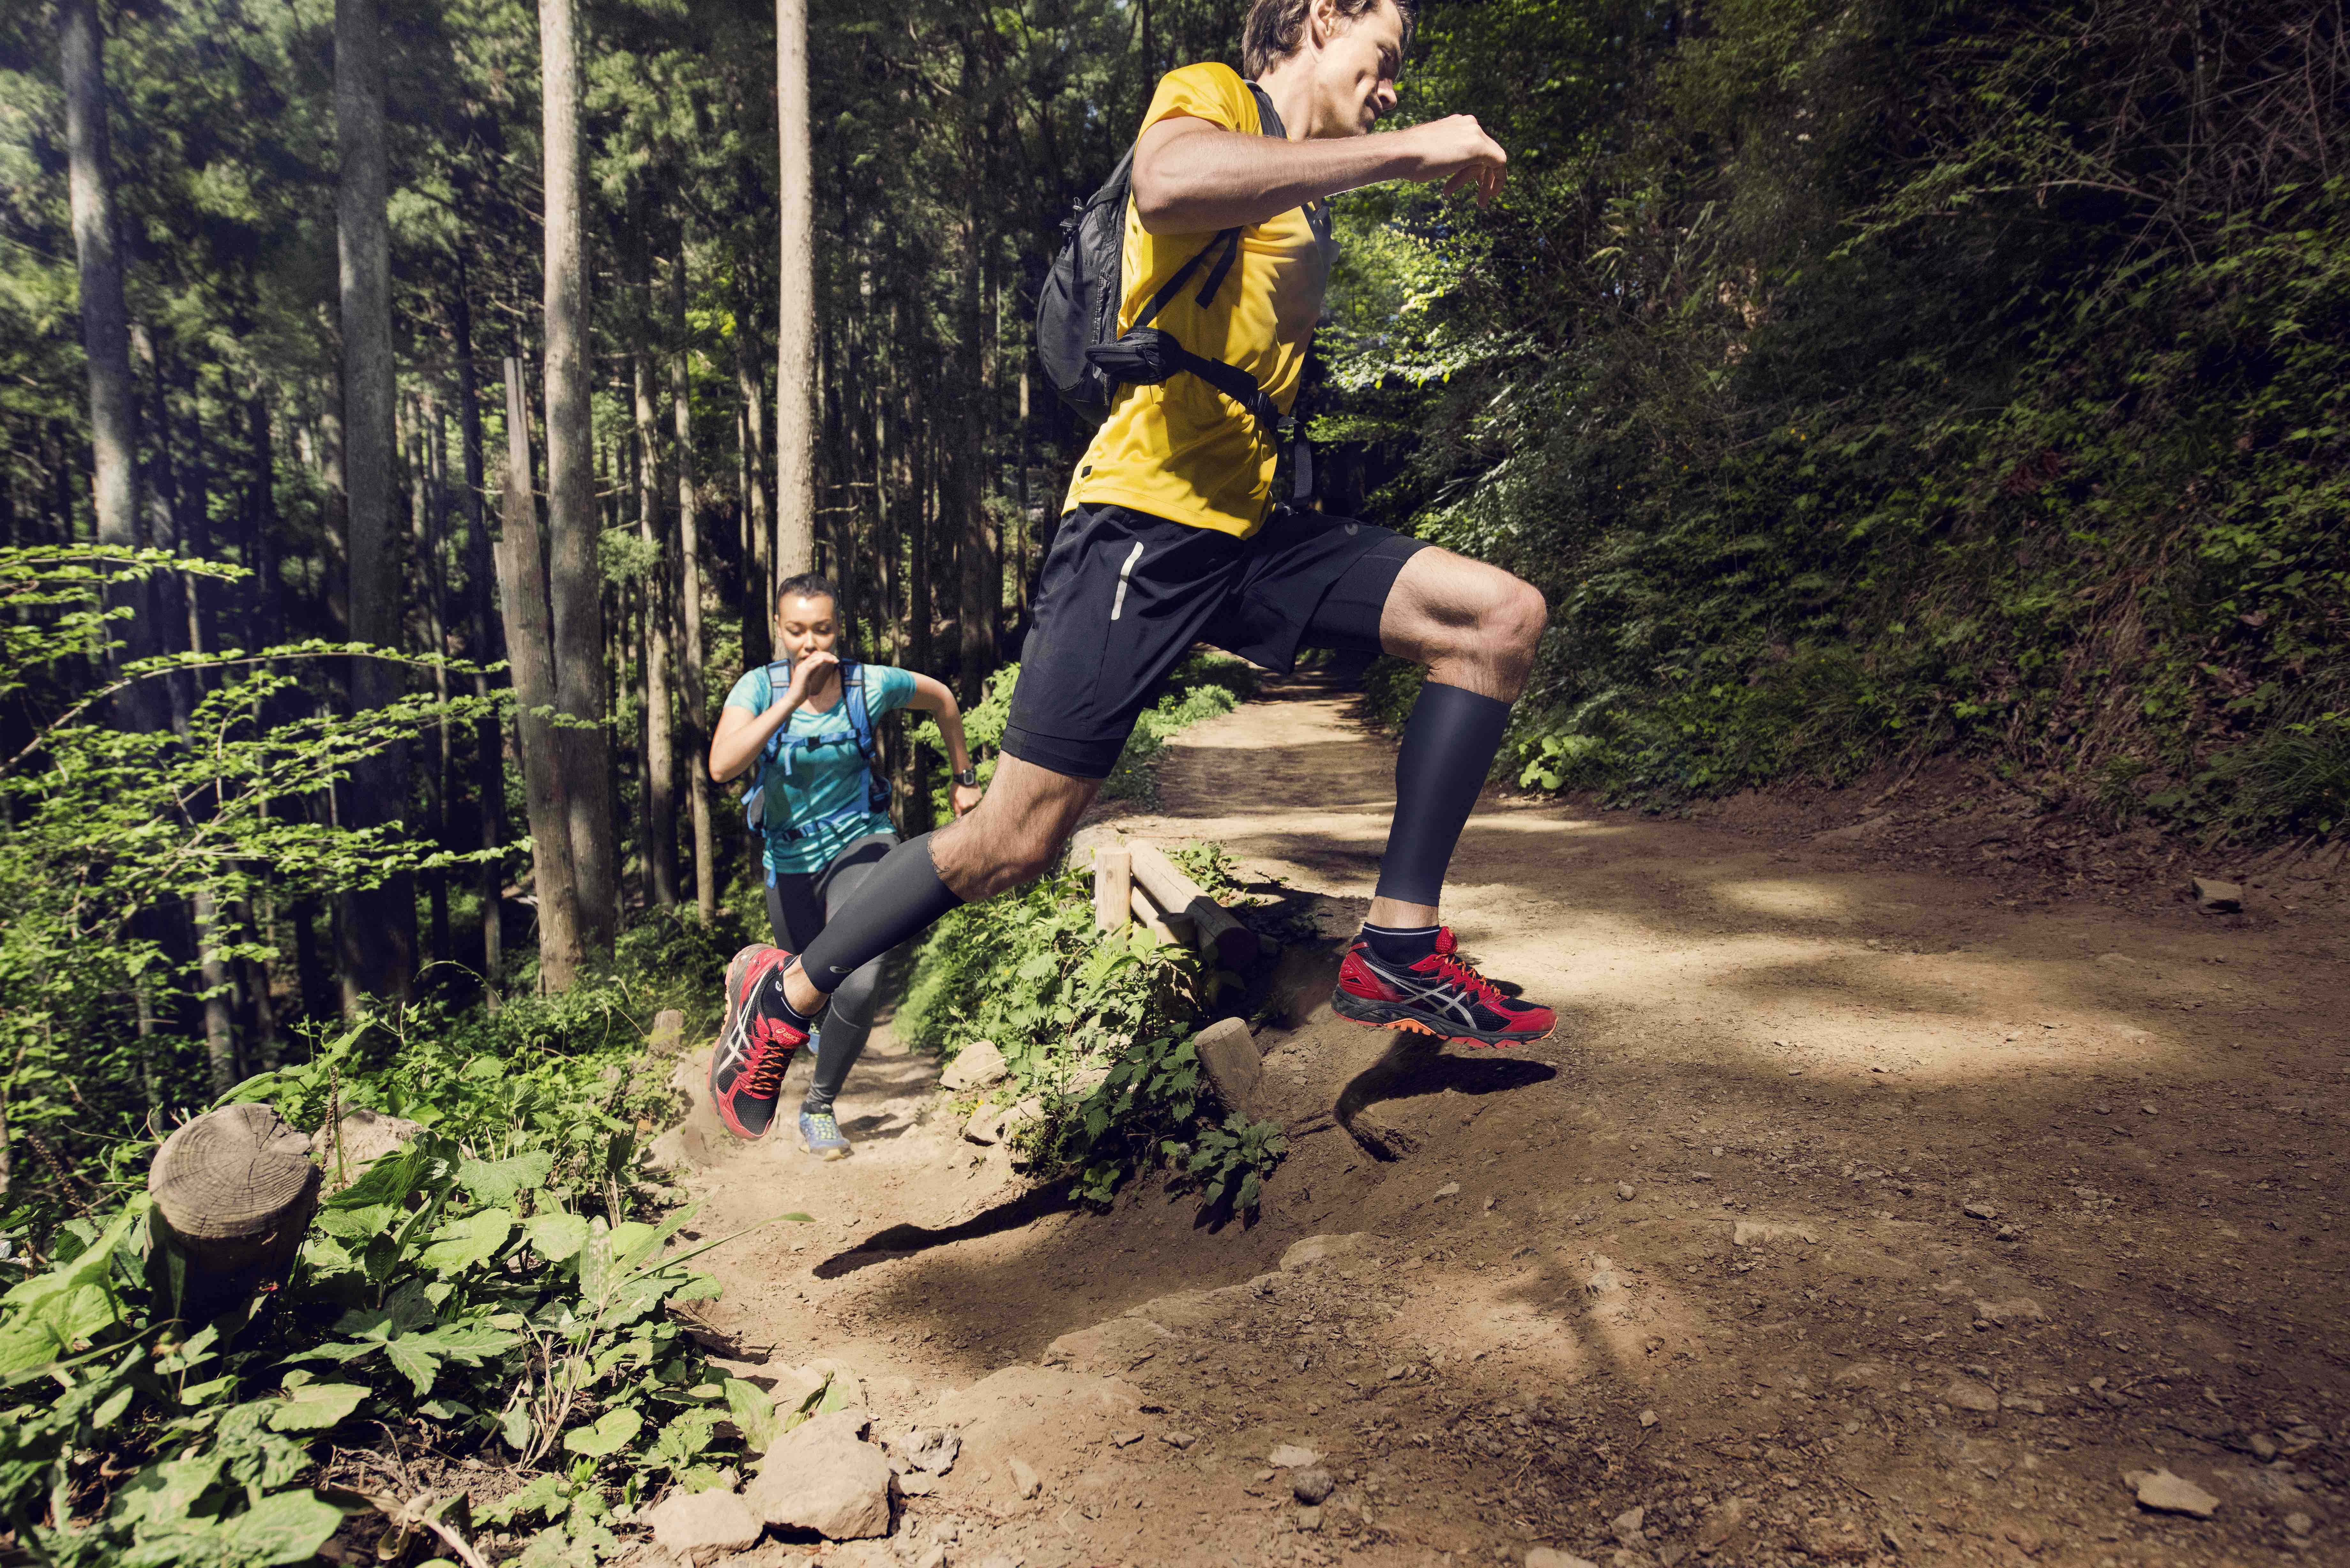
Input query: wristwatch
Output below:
<box><xmin>954</xmin><ymin>766</ymin><xmax>980</xmax><ymax>788</ymax></box>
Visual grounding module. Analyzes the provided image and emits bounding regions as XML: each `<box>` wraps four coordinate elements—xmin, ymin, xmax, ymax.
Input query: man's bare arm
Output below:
<box><xmin>1131</xmin><ymin>113</ymin><xmax>1506</xmax><ymax>235</ymax></box>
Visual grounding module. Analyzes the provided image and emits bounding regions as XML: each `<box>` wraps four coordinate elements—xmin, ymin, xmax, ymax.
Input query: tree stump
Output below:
<box><xmin>147</xmin><ymin>1103</ymin><xmax>322</xmax><ymax>1319</ymax></box>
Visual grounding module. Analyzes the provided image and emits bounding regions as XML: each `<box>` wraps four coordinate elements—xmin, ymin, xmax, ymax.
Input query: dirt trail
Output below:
<box><xmin>663</xmin><ymin>671</ymin><xmax>2348</xmax><ymax>1568</ymax></box>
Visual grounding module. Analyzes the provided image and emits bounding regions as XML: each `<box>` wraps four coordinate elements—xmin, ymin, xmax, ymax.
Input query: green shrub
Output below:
<box><xmin>898</xmin><ymin>859</ymin><xmax>1286</xmax><ymax>1216</ymax></box>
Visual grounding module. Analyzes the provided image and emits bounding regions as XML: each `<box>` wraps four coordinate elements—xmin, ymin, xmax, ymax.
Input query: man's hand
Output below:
<box><xmin>950</xmin><ymin>780</ymin><xmax>983</xmax><ymax>818</ymax></box>
<box><xmin>1402</xmin><ymin>115</ymin><xmax>1507</xmax><ymax>204</ymax></box>
<box><xmin>782</xmin><ymin>649</ymin><xmax>839</xmax><ymax>708</ymax></box>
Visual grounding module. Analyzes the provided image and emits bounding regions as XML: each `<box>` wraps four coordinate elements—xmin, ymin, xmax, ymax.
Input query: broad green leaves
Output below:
<box><xmin>560</xmin><ymin>1406</ymin><xmax>643</xmax><ymax>1458</ymax></box>
<box><xmin>115</xmin><ymin>1489</ymin><xmax>345</xmax><ymax>1568</ymax></box>
<box><xmin>0</xmin><ymin>1202</ymin><xmax>141</xmax><ymax>1377</ymax></box>
<box><xmin>524</xmin><ymin>1211</ymin><xmax>592</xmax><ymax>1262</ymax></box>
<box><xmin>264</xmin><ymin>1383</ymin><xmax>368</xmax><ymax>1432</ymax></box>
<box><xmin>724</xmin><ymin>1377</ymin><xmax>782</xmax><ymax>1453</ymax></box>
<box><xmin>458</xmin><ymin>1151</ymin><xmax>556</xmax><ymax>1207</ymax></box>
<box><xmin>418</xmin><ymin>1208</ymin><xmax>514</xmax><ymax>1276</ymax></box>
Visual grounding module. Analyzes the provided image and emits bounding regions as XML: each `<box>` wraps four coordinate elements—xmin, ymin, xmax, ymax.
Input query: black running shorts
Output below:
<box><xmin>1001</xmin><ymin>501</ymin><xmax>1429</xmax><ymax>779</ymax></box>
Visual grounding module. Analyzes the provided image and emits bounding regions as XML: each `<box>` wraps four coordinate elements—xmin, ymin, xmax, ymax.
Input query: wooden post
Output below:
<box><xmin>1126</xmin><ymin>840</ymin><xmax>1258</xmax><ymax>967</ymax></box>
<box><xmin>1093</xmin><ymin>846</ymin><xmax>1132</xmax><ymax>935</ymax></box>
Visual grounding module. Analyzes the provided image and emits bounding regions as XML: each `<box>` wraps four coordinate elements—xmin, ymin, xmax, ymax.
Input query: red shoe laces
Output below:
<box><xmin>1423</xmin><ymin>930</ymin><xmax>1507</xmax><ymax>1008</ymax></box>
<box><xmin>742</xmin><ymin>1022</ymin><xmax>798</xmax><ymax>1098</ymax></box>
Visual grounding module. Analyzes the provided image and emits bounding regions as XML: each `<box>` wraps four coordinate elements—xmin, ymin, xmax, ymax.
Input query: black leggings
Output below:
<box><xmin>763</xmin><ymin>833</ymin><xmax>898</xmax><ymax>1116</ymax></box>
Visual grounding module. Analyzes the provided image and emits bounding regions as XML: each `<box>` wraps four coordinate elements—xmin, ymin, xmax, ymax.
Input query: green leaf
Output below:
<box><xmin>523</xmin><ymin>1210</ymin><xmax>590</xmax><ymax>1263</ymax></box>
<box><xmin>109</xmin><ymin>1453</ymin><xmax>227</xmax><ymax>1530</ymax></box>
<box><xmin>266</xmin><ymin>1382</ymin><xmax>368</xmax><ymax>1432</ymax></box>
<box><xmin>384</xmin><ymin>1336</ymin><xmax>442</xmax><ymax>1398</ymax></box>
<box><xmin>498</xmin><ymin>1404</ymin><xmax>534</xmax><ymax>1453</ymax></box>
<box><xmin>457</xmin><ymin>1150</ymin><xmax>555</xmax><ymax>1207</ymax></box>
<box><xmin>417</xmin><ymin>1207</ymin><xmax>513</xmax><ymax>1276</ymax></box>
<box><xmin>479</xmin><ymin>1469</ymin><xmax>567</xmax><ymax>1525</ymax></box>
<box><xmin>560</xmin><ymin>1406</ymin><xmax>643</xmax><ymax>1458</ymax></box>
<box><xmin>724</xmin><ymin>1377</ymin><xmax>780</xmax><ymax>1452</ymax></box>
<box><xmin>212</xmin><ymin>1491</ymin><xmax>349</xmax><ymax>1565</ymax></box>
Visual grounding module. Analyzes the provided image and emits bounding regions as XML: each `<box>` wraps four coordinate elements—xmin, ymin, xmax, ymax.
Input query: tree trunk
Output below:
<box><xmin>954</xmin><ymin>227</ymin><xmax>991</xmax><ymax>704</ymax></box>
<box><xmin>244</xmin><ymin>391</ymin><xmax>282</xmax><ymax>647</ymax></box>
<box><xmin>451</xmin><ymin>270</ymin><xmax>504</xmax><ymax>990</ymax></box>
<box><xmin>321</xmin><ymin>369</ymin><xmax>352</xmax><ymax>638</ymax></box>
<box><xmin>59</xmin><ymin>0</ymin><xmax>155</xmax><ymax>733</ymax></box>
<box><xmin>732</xmin><ymin>277</ymin><xmax>773</xmax><ymax>666</ymax></box>
<box><xmin>495</xmin><ymin>358</ymin><xmax>584</xmax><ymax>991</ymax></box>
<box><xmin>633</xmin><ymin>337</ymin><xmax>679</xmax><ymax>909</ymax></box>
<box><xmin>192</xmin><ymin>888</ymin><xmax>242</xmax><ymax>1093</ymax></box>
<box><xmin>540</xmin><ymin>0</ymin><xmax>619</xmax><ymax>952</ymax></box>
<box><xmin>774</xmin><ymin>0</ymin><xmax>815</xmax><ymax>578</ymax></box>
<box><xmin>416</xmin><ymin>391</ymin><xmax>454</xmax><ymax>969</ymax></box>
<box><xmin>334</xmin><ymin>0</ymin><xmax>417</xmax><ymax>1010</ymax></box>
<box><xmin>672</xmin><ymin>241</ymin><xmax>716</xmax><ymax>922</ymax></box>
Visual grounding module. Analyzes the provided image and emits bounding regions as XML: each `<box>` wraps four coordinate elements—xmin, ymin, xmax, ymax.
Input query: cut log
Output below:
<box><xmin>1093</xmin><ymin>846</ymin><xmax>1133</xmax><ymax>935</ymax></box>
<box><xmin>148</xmin><ymin>1103</ymin><xmax>321</xmax><ymax>1315</ymax></box>
<box><xmin>1131</xmin><ymin>880</ymin><xmax>1195</xmax><ymax>948</ymax></box>
<box><xmin>1126</xmin><ymin>840</ymin><xmax>1257</xmax><ymax>967</ymax></box>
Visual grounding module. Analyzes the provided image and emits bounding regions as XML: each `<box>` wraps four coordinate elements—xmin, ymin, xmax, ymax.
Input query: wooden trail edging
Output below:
<box><xmin>1072</xmin><ymin>831</ymin><xmax>1257</xmax><ymax>968</ymax></box>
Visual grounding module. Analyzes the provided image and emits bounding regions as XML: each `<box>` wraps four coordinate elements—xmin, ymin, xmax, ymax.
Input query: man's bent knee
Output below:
<box><xmin>1490</xmin><ymin>576</ymin><xmax>1548</xmax><ymax>656</ymax></box>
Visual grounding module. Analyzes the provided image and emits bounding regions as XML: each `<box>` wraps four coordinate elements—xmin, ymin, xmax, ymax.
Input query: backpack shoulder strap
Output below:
<box><xmin>842</xmin><ymin>663</ymin><xmax>875</xmax><ymax>756</ymax></box>
<box><xmin>756</xmin><ymin>660</ymin><xmax>796</xmax><ymax>765</ymax></box>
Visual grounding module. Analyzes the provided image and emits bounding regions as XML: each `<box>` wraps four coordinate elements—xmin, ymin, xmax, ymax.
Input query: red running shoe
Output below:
<box><xmin>709</xmin><ymin>944</ymin><xmax>808</xmax><ymax>1139</ymax></box>
<box><xmin>1330</xmin><ymin>927</ymin><xmax>1555</xmax><ymax>1046</ymax></box>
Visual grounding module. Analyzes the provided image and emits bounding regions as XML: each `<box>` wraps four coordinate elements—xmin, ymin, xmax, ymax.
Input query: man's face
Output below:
<box><xmin>775</xmin><ymin>594</ymin><xmax>838</xmax><ymax>664</ymax></box>
<box><xmin>1306</xmin><ymin>0</ymin><xmax>1404</xmax><ymax>139</ymax></box>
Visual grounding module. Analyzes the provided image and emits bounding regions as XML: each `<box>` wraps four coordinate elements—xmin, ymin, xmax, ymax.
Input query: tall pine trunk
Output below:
<box><xmin>451</xmin><ymin>272</ymin><xmax>504</xmax><ymax>988</ymax></box>
<box><xmin>732</xmin><ymin>271</ymin><xmax>772</xmax><ymax>667</ymax></box>
<box><xmin>633</xmin><ymin>326</ymin><xmax>678</xmax><ymax>909</ymax></box>
<box><xmin>774</xmin><ymin>0</ymin><xmax>815</xmax><ymax>577</ymax></box>
<box><xmin>540</xmin><ymin>0</ymin><xmax>619</xmax><ymax>950</ymax></box>
<box><xmin>495</xmin><ymin>359</ymin><xmax>584</xmax><ymax>989</ymax></box>
<box><xmin>671</xmin><ymin>242</ymin><xmax>716</xmax><ymax>922</ymax></box>
<box><xmin>334</xmin><ymin>0</ymin><xmax>417</xmax><ymax>1008</ymax></box>
<box><xmin>59</xmin><ymin>0</ymin><xmax>155</xmax><ymax>735</ymax></box>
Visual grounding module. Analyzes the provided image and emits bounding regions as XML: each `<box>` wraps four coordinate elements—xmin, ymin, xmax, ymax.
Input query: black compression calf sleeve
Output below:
<box><xmin>1373</xmin><ymin>681</ymin><xmax>1513</xmax><ymax>908</ymax></box>
<box><xmin>794</xmin><ymin>833</ymin><xmax>964</xmax><ymax>996</ymax></box>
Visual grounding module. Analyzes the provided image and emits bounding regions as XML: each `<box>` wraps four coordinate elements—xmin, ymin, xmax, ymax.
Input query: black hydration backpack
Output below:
<box><xmin>1035</xmin><ymin>81</ymin><xmax>1293</xmax><ymax>441</ymax></box>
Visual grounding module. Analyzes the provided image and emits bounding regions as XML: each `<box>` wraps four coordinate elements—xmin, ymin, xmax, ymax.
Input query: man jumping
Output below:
<box><xmin>712</xmin><ymin>0</ymin><xmax>1551</xmax><ymax>1139</ymax></box>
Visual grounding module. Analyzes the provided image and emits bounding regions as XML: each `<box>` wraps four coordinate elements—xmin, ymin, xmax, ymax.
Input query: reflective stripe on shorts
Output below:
<box><xmin>1109</xmin><ymin>540</ymin><xmax>1146</xmax><ymax>621</ymax></box>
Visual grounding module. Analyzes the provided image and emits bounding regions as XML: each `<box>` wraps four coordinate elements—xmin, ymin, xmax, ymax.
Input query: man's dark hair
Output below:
<box><xmin>1241</xmin><ymin>0</ymin><xmax>1414</xmax><ymax>78</ymax></box>
<box><xmin>776</xmin><ymin>572</ymin><xmax>839</xmax><ymax>611</ymax></box>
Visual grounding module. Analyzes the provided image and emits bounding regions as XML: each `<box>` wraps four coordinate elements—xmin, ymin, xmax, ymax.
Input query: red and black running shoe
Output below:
<box><xmin>709</xmin><ymin>944</ymin><xmax>809</xmax><ymax>1139</ymax></box>
<box><xmin>1330</xmin><ymin>927</ymin><xmax>1555</xmax><ymax>1046</ymax></box>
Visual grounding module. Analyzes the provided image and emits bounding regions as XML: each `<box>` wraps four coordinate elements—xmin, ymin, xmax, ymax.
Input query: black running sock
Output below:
<box><xmin>767</xmin><ymin>981</ymin><xmax>815</xmax><ymax>1035</ymax></box>
<box><xmin>1360</xmin><ymin>922</ymin><xmax>1441</xmax><ymax>966</ymax></box>
<box><xmin>1374</xmin><ymin>682</ymin><xmax>1513</xmax><ymax>908</ymax></box>
<box><xmin>794</xmin><ymin>833</ymin><xmax>964</xmax><ymax>996</ymax></box>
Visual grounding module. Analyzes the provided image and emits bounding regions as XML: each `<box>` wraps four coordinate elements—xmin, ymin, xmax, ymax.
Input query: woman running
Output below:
<box><xmin>705</xmin><ymin>572</ymin><xmax>983</xmax><ymax>1156</ymax></box>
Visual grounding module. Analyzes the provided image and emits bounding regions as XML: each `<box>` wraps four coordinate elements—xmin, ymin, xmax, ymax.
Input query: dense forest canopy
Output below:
<box><xmin>1</xmin><ymin>0</ymin><xmax>2344</xmax><ymax>1222</ymax></box>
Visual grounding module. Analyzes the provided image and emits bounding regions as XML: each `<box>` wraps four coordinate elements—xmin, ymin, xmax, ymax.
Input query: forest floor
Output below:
<box><xmin>648</xmin><ymin>670</ymin><xmax>2348</xmax><ymax>1568</ymax></box>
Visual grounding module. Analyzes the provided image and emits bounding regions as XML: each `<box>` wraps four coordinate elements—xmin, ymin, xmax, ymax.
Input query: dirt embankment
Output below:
<box><xmin>655</xmin><ymin>670</ymin><xmax>2347</xmax><ymax>1568</ymax></box>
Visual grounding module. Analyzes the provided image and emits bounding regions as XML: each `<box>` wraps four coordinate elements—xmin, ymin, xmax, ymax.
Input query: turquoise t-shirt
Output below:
<box><xmin>723</xmin><ymin>662</ymin><xmax>918</xmax><ymax>876</ymax></box>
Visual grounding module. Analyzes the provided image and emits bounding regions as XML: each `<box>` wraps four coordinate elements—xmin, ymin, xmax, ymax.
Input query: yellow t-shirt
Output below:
<box><xmin>1063</xmin><ymin>63</ymin><xmax>1331</xmax><ymax>540</ymax></box>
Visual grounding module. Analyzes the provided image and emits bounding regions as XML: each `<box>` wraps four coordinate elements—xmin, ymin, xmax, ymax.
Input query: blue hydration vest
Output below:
<box><xmin>741</xmin><ymin>660</ymin><xmax>893</xmax><ymax>843</ymax></box>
